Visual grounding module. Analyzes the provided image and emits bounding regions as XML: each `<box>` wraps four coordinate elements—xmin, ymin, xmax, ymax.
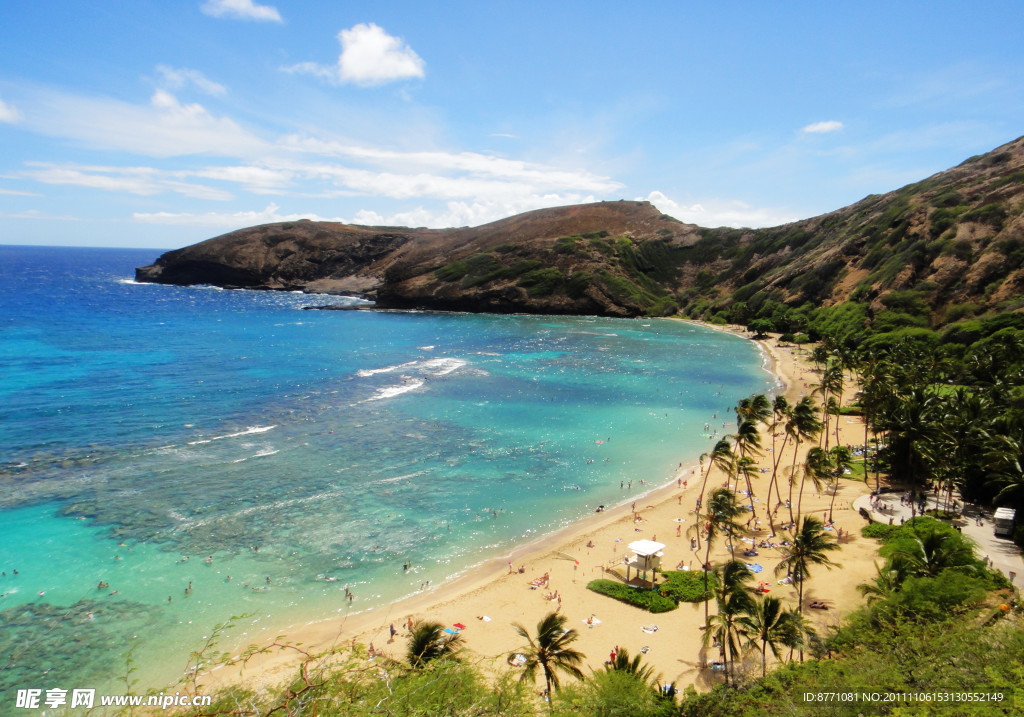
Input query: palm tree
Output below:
<box><xmin>876</xmin><ymin>385</ymin><xmax>940</xmax><ymax>487</ymax></box>
<box><xmin>856</xmin><ymin>561</ymin><xmax>908</xmax><ymax>604</ymax></box>
<box><xmin>826</xmin><ymin>445</ymin><xmax>854</xmax><ymax>522</ymax></box>
<box><xmin>854</xmin><ymin>351</ymin><xmax>891</xmax><ymax>492</ymax></box>
<box><xmin>738</xmin><ymin>595</ymin><xmax>788</xmax><ymax>677</ymax></box>
<box><xmin>736</xmin><ymin>393</ymin><xmax>772</xmax><ymax>426</ymax></box>
<box><xmin>694</xmin><ymin>439</ymin><xmax>735</xmax><ymax>549</ymax></box>
<box><xmin>605</xmin><ymin>647</ymin><xmax>657</xmax><ymax>685</ymax></box>
<box><xmin>703</xmin><ymin>560</ymin><xmax>754</xmax><ymax>685</ymax></box>
<box><xmin>406</xmin><ymin>620</ymin><xmax>462</xmax><ymax>668</ymax></box>
<box><xmin>796</xmin><ymin>447</ymin><xmax>831</xmax><ymax>524</ymax></box>
<box><xmin>888</xmin><ymin>525</ymin><xmax>978</xmax><ymax>578</ymax></box>
<box><xmin>765</xmin><ymin>395</ymin><xmax>791</xmax><ymax>534</ymax></box>
<box><xmin>775</xmin><ymin>516</ymin><xmax>840</xmax><ymax>614</ymax></box>
<box><xmin>831</xmin><ymin>346</ymin><xmax>858</xmax><ymax>448</ymax></box>
<box><xmin>936</xmin><ymin>389</ymin><xmax>990</xmax><ymax>511</ymax></box>
<box><xmin>785</xmin><ymin>397</ymin><xmax>821</xmax><ymax>525</ymax></box>
<box><xmin>777</xmin><ymin>606</ymin><xmax>817</xmax><ymax>663</ymax></box>
<box><xmin>698</xmin><ymin>488</ymin><xmax>747</xmax><ymax>626</ymax></box>
<box><xmin>988</xmin><ymin>434</ymin><xmax>1024</xmax><ymax>509</ymax></box>
<box><xmin>512</xmin><ymin>611</ymin><xmax>585</xmax><ymax>699</ymax></box>
<box><xmin>815</xmin><ymin>362</ymin><xmax>843</xmax><ymax>450</ymax></box>
<box><xmin>731</xmin><ymin>418</ymin><xmax>763</xmax><ymax>516</ymax></box>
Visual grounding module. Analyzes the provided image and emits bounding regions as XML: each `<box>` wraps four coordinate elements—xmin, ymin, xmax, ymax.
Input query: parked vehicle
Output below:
<box><xmin>993</xmin><ymin>507</ymin><xmax>1016</xmax><ymax>538</ymax></box>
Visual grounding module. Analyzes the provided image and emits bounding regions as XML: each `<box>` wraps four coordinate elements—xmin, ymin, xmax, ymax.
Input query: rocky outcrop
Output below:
<box><xmin>135</xmin><ymin>220</ymin><xmax>424</xmax><ymax>297</ymax></box>
<box><xmin>136</xmin><ymin>201</ymin><xmax>696</xmax><ymax>316</ymax></box>
<box><xmin>136</xmin><ymin>135</ymin><xmax>1024</xmax><ymax>321</ymax></box>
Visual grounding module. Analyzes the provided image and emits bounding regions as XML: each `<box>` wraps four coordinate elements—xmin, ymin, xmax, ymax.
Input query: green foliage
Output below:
<box><xmin>518</xmin><ymin>267</ymin><xmax>565</xmax><ymax>297</ymax></box>
<box><xmin>678</xmin><ymin>613</ymin><xmax>1024</xmax><ymax>717</ymax></box>
<box><xmin>565</xmin><ymin>270</ymin><xmax>592</xmax><ymax>299</ymax></box>
<box><xmin>657</xmin><ymin>570</ymin><xmax>717</xmax><ymax>603</ymax></box>
<box><xmin>554</xmin><ymin>669</ymin><xmax>677</xmax><ymax>717</ymax></box>
<box><xmin>808</xmin><ymin>303</ymin><xmax>868</xmax><ymax>346</ymax></box>
<box><xmin>862</xmin><ymin>327</ymin><xmax>940</xmax><ymax>351</ymax></box>
<box><xmin>587</xmin><ymin>580</ymin><xmax>679</xmax><ymax>613</ymax></box>
<box><xmin>861</xmin><ymin>521</ymin><xmax>900</xmax><ymax>540</ymax></box>
<box><xmin>435</xmin><ymin>259</ymin><xmax>469</xmax><ymax>282</ymax></box>
<box><xmin>929</xmin><ymin>205</ymin><xmax>967</xmax><ymax>238</ymax></box>
<box><xmin>878</xmin><ymin>572</ymin><xmax>989</xmax><ymax>620</ymax></box>
<box><xmin>435</xmin><ymin>254</ymin><xmax>545</xmax><ymax>289</ymax></box>
<box><xmin>961</xmin><ymin>202</ymin><xmax>1007</xmax><ymax>230</ymax></box>
<box><xmin>930</xmin><ymin>190</ymin><xmax>965</xmax><ymax>208</ymax></box>
<box><xmin>553</xmin><ymin>235</ymin><xmax>580</xmax><ymax>254</ymax></box>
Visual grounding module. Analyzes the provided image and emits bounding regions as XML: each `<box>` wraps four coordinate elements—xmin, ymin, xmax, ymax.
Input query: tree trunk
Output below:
<box><xmin>787</xmin><ymin>438</ymin><xmax>801</xmax><ymax>525</ymax></box>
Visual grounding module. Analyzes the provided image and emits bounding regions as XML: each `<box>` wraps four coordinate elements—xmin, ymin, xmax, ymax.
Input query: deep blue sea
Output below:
<box><xmin>0</xmin><ymin>245</ymin><xmax>771</xmax><ymax>697</ymax></box>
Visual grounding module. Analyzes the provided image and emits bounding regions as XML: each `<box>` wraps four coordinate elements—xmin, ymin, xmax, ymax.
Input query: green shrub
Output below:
<box><xmin>587</xmin><ymin>580</ymin><xmax>678</xmax><ymax>613</ymax></box>
<box><xmin>880</xmin><ymin>572</ymin><xmax>989</xmax><ymax>620</ymax></box>
<box><xmin>962</xmin><ymin>202</ymin><xmax>1007</xmax><ymax>229</ymax></box>
<box><xmin>554</xmin><ymin>235</ymin><xmax>580</xmax><ymax>254</ymax></box>
<box><xmin>435</xmin><ymin>260</ymin><xmax>469</xmax><ymax>282</ymax></box>
<box><xmin>861</xmin><ymin>522</ymin><xmax>899</xmax><ymax>540</ymax></box>
<box><xmin>658</xmin><ymin>570</ymin><xmax>716</xmax><ymax>603</ymax></box>
<box><xmin>519</xmin><ymin>267</ymin><xmax>565</xmax><ymax>297</ymax></box>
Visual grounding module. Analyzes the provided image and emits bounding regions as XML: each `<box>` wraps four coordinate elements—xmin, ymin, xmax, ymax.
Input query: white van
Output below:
<box><xmin>993</xmin><ymin>507</ymin><xmax>1016</xmax><ymax>538</ymax></box>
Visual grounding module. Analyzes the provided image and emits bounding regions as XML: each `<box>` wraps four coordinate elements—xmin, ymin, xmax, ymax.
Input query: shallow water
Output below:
<box><xmin>0</xmin><ymin>245</ymin><xmax>773</xmax><ymax>696</ymax></box>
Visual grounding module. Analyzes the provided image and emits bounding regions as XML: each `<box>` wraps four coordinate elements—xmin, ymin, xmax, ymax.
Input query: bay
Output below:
<box><xmin>0</xmin><ymin>245</ymin><xmax>772</xmax><ymax>694</ymax></box>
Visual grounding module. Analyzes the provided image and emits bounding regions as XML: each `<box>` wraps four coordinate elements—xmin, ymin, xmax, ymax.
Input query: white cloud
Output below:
<box><xmin>191</xmin><ymin>165</ymin><xmax>292</xmax><ymax>191</ymax></box>
<box><xmin>642</xmin><ymin>190</ymin><xmax>798</xmax><ymax>229</ymax></box>
<box><xmin>0</xmin><ymin>209</ymin><xmax>80</xmax><ymax>220</ymax></box>
<box><xmin>131</xmin><ymin>194</ymin><xmax>602</xmax><ymax>231</ymax></box>
<box><xmin>22</xmin><ymin>162</ymin><xmax>235</xmax><ymax>200</ymax></box>
<box><xmin>278</xmin><ymin>136</ymin><xmax>621</xmax><ymax>194</ymax></box>
<box><xmin>156</xmin><ymin>65</ymin><xmax>226</xmax><ymax>96</ymax></box>
<box><xmin>200</xmin><ymin>0</ymin><xmax>282</xmax><ymax>23</ymax></box>
<box><xmin>0</xmin><ymin>98</ymin><xmax>21</xmax><ymax>123</ymax></box>
<box><xmin>286</xmin><ymin>23</ymin><xmax>424</xmax><ymax>87</ymax></box>
<box><xmin>0</xmin><ymin>187</ymin><xmax>41</xmax><ymax>196</ymax></box>
<box><xmin>23</xmin><ymin>88</ymin><xmax>267</xmax><ymax>157</ymax></box>
<box><xmin>133</xmin><ymin>202</ymin><xmax>341</xmax><ymax>227</ymax></box>
<box><xmin>801</xmin><ymin>120</ymin><xmax>844</xmax><ymax>134</ymax></box>
<box><xmin>347</xmin><ymin>195</ymin><xmax>599</xmax><ymax>229</ymax></box>
<box><xmin>280</xmin><ymin>61</ymin><xmax>334</xmax><ymax>80</ymax></box>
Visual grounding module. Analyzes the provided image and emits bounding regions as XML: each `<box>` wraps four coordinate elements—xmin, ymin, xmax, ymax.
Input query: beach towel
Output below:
<box><xmin>453</xmin><ymin>622</ymin><xmax>466</xmax><ymax>630</ymax></box>
<box><xmin>745</xmin><ymin>563</ymin><xmax>764</xmax><ymax>573</ymax></box>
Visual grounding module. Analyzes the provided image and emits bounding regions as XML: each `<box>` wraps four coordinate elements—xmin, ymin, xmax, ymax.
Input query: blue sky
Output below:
<box><xmin>1</xmin><ymin>1</ymin><xmax>1022</xmax><ymax>249</ymax></box>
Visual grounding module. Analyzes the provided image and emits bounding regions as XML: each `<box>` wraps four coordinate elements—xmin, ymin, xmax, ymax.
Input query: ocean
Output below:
<box><xmin>0</xmin><ymin>245</ymin><xmax>772</xmax><ymax>697</ymax></box>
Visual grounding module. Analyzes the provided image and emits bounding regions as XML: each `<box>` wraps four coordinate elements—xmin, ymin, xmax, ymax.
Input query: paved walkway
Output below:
<box><xmin>852</xmin><ymin>490</ymin><xmax>1024</xmax><ymax>592</ymax></box>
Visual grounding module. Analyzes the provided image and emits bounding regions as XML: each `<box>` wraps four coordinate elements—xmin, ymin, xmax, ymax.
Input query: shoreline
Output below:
<box><xmin>198</xmin><ymin>323</ymin><xmax>874</xmax><ymax>694</ymax></box>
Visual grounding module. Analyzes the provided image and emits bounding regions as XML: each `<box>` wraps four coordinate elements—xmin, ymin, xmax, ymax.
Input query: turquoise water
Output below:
<box><xmin>0</xmin><ymin>245</ymin><xmax>772</xmax><ymax>699</ymax></box>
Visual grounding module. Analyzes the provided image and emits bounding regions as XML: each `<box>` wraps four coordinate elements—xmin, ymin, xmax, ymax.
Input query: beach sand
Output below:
<box><xmin>199</xmin><ymin>328</ymin><xmax>879</xmax><ymax>693</ymax></box>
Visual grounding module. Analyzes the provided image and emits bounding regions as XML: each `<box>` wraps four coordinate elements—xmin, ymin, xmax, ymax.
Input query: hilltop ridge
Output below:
<box><xmin>137</xmin><ymin>135</ymin><xmax>1024</xmax><ymax>324</ymax></box>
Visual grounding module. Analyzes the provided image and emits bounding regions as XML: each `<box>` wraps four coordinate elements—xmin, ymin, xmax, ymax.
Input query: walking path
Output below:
<box><xmin>853</xmin><ymin>490</ymin><xmax>1024</xmax><ymax>591</ymax></box>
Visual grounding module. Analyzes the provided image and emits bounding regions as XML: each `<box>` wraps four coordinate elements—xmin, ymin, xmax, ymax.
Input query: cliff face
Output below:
<box><xmin>136</xmin><ymin>201</ymin><xmax>696</xmax><ymax>317</ymax></box>
<box><xmin>134</xmin><ymin>220</ymin><xmax>424</xmax><ymax>296</ymax></box>
<box><xmin>137</xmin><ymin>136</ymin><xmax>1024</xmax><ymax>322</ymax></box>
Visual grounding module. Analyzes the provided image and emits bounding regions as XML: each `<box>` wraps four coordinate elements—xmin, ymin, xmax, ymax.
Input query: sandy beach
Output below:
<box><xmin>199</xmin><ymin>326</ymin><xmax>879</xmax><ymax>693</ymax></box>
